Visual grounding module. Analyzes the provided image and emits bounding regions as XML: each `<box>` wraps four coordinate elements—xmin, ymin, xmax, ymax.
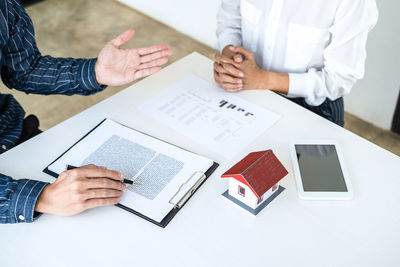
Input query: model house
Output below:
<box><xmin>221</xmin><ymin>150</ymin><xmax>288</xmax><ymax>211</ymax></box>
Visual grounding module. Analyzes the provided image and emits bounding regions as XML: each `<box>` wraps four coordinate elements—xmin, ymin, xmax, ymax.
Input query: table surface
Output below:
<box><xmin>1</xmin><ymin>53</ymin><xmax>399</xmax><ymax>267</ymax></box>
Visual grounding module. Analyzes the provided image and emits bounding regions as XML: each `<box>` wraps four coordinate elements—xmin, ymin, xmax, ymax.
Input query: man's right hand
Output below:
<box><xmin>35</xmin><ymin>165</ymin><xmax>126</xmax><ymax>216</ymax></box>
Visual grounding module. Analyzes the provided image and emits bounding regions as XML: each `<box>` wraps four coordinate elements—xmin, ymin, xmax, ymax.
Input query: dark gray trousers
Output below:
<box><xmin>289</xmin><ymin>97</ymin><xmax>345</xmax><ymax>127</ymax></box>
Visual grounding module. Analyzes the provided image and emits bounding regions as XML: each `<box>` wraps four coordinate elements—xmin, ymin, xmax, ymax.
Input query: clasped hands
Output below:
<box><xmin>213</xmin><ymin>45</ymin><xmax>289</xmax><ymax>94</ymax></box>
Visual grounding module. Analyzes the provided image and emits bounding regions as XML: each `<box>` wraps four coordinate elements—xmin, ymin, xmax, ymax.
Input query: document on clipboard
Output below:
<box><xmin>43</xmin><ymin>119</ymin><xmax>218</xmax><ymax>227</ymax></box>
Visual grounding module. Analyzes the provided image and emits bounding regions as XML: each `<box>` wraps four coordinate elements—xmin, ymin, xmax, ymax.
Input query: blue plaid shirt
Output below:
<box><xmin>0</xmin><ymin>0</ymin><xmax>106</xmax><ymax>223</ymax></box>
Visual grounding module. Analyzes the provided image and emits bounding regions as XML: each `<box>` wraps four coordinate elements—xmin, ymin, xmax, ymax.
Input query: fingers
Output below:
<box><xmin>214</xmin><ymin>62</ymin><xmax>244</xmax><ymax>79</ymax></box>
<box><xmin>214</xmin><ymin>54</ymin><xmax>240</xmax><ymax>68</ymax></box>
<box><xmin>137</xmin><ymin>57</ymin><xmax>168</xmax><ymax>70</ymax></box>
<box><xmin>109</xmin><ymin>29</ymin><xmax>135</xmax><ymax>47</ymax></box>
<box><xmin>81</xmin><ymin>164</ymin><xmax>104</xmax><ymax>170</ymax></box>
<box><xmin>83</xmin><ymin>197</ymin><xmax>121</xmax><ymax>210</ymax></box>
<box><xmin>233</xmin><ymin>54</ymin><xmax>244</xmax><ymax>63</ymax></box>
<box><xmin>214</xmin><ymin>70</ymin><xmax>243</xmax><ymax>92</ymax></box>
<box><xmin>213</xmin><ymin>54</ymin><xmax>244</xmax><ymax>78</ymax></box>
<box><xmin>133</xmin><ymin>66</ymin><xmax>162</xmax><ymax>80</ymax></box>
<box><xmin>214</xmin><ymin>63</ymin><xmax>242</xmax><ymax>84</ymax></box>
<box><xmin>221</xmin><ymin>82</ymin><xmax>242</xmax><ymax>92</ymax></box>
<box><xmin>222</xmin><ymin>62</ymin><xmax>244</xmax><ymax>78</ymax></box>
<box><xmin>72</xmin><ymin>165</ymin><xmax>123</xmax><ymax>181</ymax></box>
<box><xmin>140</xmin><ymin>49</ymin><xmax>173</xmax><ymax>64</ymax></box>
<box><xmin>137</xmin><ymin>44</ymin><xmax>171</xmax><ymax>56</ymax></box>
<box><xmin>214</xmin><ymin>70</ymin><xmax>220</xmax><ymax>84</ymax></box>
<box><xmin>230</xmin><ymin>46</ymin><xmax>253</xmax><ymax>60</ymax></box>
<box><xmin>48</xmin><ymin>165</ymin><xmax>127</xmax><ymax>216</ymax></box>
<box><xmin>85</xmin><ymin>188</ymin><xmax>123</xmax><ymax>199</ymax></box>
<box><xmin>85</xmin><ymin>177</ymin><xmax>126</xmax><ymax>191</ymax></box>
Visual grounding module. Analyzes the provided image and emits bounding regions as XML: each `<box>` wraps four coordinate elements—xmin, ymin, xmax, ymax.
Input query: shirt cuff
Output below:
<box><xmin>288</xmin><ymin>73</ymin><xmax>311</xmax><ymax>99</ymax></box>
<box><xmin>9</xmin><ymin>180</ymin><xmax>48</xmax><ymax>223</ymax></box>
<box><xmin>78</xmin><ymin>58</ymin><xmax>107</xmax><ymax>92</ymax></box>
<box><xmin>218</xmin><ymin>33</ymin><xmax>242</xmax><ymax>53</ymax></box>
<box><xmin>288</xmin><ymin>73</ymin><xmax>328</xmax><ymax>106</ymax></box>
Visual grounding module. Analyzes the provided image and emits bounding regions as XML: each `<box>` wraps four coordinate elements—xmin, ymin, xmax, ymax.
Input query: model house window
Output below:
<box><xmin>238</xmin><ymin>185</ymin><xmax>245</xmax><ymax>197</ymax></box>
<box><xmin>257</xmin><ymin>195</ymin><xmax>263</xmax><ymax>204</ymax></box>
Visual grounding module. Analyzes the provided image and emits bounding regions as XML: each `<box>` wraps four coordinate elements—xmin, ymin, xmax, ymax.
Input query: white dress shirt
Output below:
<box><xmin>217</xmin><ymin>0</ymin><xmax>378</xmax><ymax>106</ymax></box>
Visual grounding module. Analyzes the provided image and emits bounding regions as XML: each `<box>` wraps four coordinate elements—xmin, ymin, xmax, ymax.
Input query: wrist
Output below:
<box><xmin>94</xmin><ymin>60</ymin><xmax>103</xmax><ymax>86</ymax></box>
<box><xmin>78</xmin><ymin>59</ymin><xmax>106</xmax><ymax>91</ymax></box>
<box><xmin>264</xmin><ymin>71</ymin><xmax>289</xmax><ymax>94</ymax></box>
<box><xmin>34</xmin><ymin>185</ymin><xmax>53</xmax><ymax>214</ymax></box>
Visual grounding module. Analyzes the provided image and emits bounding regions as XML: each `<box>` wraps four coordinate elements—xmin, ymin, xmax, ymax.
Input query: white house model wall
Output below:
<box><xmin>228</xmin><ymin>178</ymin><xmax>278</xmax><ymax>210</ymax></box>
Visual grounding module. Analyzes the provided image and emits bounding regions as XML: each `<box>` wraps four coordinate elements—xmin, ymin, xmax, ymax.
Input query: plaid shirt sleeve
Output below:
<box><xmin>0</xmin><ymin>0</ymin><xmax>106</xmax><ymax>96</ymax></box>
<box><xmin>0</xmin><ymin>0</ymin><xmax>108</xmax><ymax>224</ymax></box>
<box><xmin>0</xmin><ymin>173</ymin><xmax>48</xmax><ymax>224</ymax></box>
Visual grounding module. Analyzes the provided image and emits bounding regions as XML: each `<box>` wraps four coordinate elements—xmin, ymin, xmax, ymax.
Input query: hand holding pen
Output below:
<box><xmin>67</xmin><ymin>165</ymin><xmax>140</xmax><ymax>185</ymax></box>
<box><xmin>35</xmin><ymin>164</ymin><xmax>128</xmax><ymax>216</ymax></box>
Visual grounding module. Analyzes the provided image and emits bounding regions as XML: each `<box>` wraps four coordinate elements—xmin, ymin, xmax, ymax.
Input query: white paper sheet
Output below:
<box><xmin>138</xmin><ymin>73</ymin><xmax>281</xmax><ymax>158</ymax></box>
<box><xmin>47</xmin><ymin>119</ymin><xmax>214</xmax><ymax>223</ymax></box>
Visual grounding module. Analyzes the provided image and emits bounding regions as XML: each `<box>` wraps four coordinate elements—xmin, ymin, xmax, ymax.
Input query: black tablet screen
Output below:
<box><xmin>295</xmin><ymin>144</ymin><xmax>347</xmax><ymax>192</ymax></box>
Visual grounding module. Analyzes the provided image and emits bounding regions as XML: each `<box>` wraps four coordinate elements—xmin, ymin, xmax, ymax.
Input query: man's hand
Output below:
<box><xmin>35</xmin><ymin>165</ymin><xmax>126</xmax><ymax>216</ymax></box>
<box><xmin>95</xmin><ymin>29</ymin><xmax>173</xmax><ymax>86</ymax></box>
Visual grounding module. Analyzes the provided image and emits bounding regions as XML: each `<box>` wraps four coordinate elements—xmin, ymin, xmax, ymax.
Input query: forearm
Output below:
<box><xmin>1</xmin><ymin>0</ymin><xmax>106</xmax><ymax>96</ymax></box>
<box><xmin>3</xmin><ymin>55</ymin><xmax>105</xmax><ymax>96</ymax></box>
<box><xmin>0</xmin><ymin>173</ymin><xmax>47</xmax><ymax>224</ymax></box>
<box><xmin>244</xmin><ymin>67</ymin><xmax>289</xmax><ymax>94</ymax></box>
<box><xmin>261</xmin><ymin>67</ymin><xmax>354</xmax><ymax>103</ymax></box>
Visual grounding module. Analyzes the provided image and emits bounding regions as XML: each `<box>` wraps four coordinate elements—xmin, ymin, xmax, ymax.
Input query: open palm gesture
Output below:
<box><xmin>95</xmin><ymin>29</ymin><xmax>173</xmax><ymax>86</ymax></box>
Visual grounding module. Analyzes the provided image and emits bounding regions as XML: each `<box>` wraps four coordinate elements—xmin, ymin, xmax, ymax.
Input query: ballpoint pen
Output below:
<box><xmin>66</xmin><ymin>165</ymin><xmax>141</xmax><ymax>185</ymax></box>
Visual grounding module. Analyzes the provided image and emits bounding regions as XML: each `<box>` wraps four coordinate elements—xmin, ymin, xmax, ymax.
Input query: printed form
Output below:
<box><xmin>138</xmin><ymin>73</ymin><xmax>281</xmax><ymax>158</ymax></box>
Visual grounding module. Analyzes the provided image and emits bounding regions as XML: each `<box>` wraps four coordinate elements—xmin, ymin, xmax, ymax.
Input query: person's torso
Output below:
<box><xmin>240</xmin><ymin>0</ymin><xmax>341</xmax><ymax>73</ymax></box>
<box><xmin>0</xmin><ymin>1</ymin><xmax>25</xmax><ymax>154</ymax></box>
<box><xmin>0</xmin><ymin>1</ymin><xmax>11</xmax><ymax>72</ymax></box>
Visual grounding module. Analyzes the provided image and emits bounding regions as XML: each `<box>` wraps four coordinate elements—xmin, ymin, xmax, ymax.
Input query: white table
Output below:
<box><xmin>1</xmin><ymin>53</ymin><xmax>399</xmax><ymax>267</ymax></box>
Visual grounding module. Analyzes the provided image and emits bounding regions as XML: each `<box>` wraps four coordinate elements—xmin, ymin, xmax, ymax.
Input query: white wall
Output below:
<box><xmin>344</xmin><ymin>0</ymin><xmax>400</xmax><ymax>130</ymax></box>
<box><xmin>119</xmin><ymin>0</ymin><xmax>400</xmax><ymax>130</ymax></box>
<box><xmin>118</xmin><ymin>0</ymin><xmax>219</xmax><ymax>48</ymax></box>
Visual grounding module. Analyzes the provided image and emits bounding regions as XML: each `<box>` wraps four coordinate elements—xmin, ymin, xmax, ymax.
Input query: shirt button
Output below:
<box><xmin>18</xmin><ymin>215</ymin><xmax>25</xmax><ymax>221</ymax></box>
<box><xmin>1</xmin><ymin>145</ymin><xmax>6</xmax><ymax>150</ymax></box>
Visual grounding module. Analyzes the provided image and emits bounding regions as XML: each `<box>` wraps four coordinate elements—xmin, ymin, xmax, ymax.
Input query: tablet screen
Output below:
<box><xmin>295</xmin><ymin>144</ymin><xmax>347</xmax><ymax>192</ymax></box>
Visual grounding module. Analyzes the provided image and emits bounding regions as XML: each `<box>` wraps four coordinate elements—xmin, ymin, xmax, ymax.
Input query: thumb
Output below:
<box><xmin>234</xmin><ymin>54</ymin><xmax>244</xmax><ymax>63</ymax></box>
<box><xmin>109</xmin><ymin>29</ymin><xmax>135</xmax><ymax>47</ymax></box>
<box><xmin>231</xmin><ymin>46</ymin><xmax>253</xmax><ymax>60</ymax></box>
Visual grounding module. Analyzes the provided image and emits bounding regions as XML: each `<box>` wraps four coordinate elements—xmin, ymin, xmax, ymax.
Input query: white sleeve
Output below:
<box><xmin>216</xmin><ymin>0</ymin><xmax>242</xmax><ymax>52</ymax></box>
<box><xmin>288</xmin><ymin>0</ymin><xmax>379</xmax><ymax>106</ymax></box>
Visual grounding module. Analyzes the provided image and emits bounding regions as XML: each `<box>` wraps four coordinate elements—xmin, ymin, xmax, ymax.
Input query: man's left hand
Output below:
<box><xmin>95</xmin><ymin>29</ymin><xmax>173</xmax><ymax>86</ymax></box>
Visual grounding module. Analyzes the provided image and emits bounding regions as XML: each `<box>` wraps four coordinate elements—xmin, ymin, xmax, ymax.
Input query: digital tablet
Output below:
<box><xmin>289</xmin><ymin>140</ymin><xmax>353</xmax><ymax>200</ymax></box>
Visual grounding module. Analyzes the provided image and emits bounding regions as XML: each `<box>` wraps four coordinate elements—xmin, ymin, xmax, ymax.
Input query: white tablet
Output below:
<box><xmin>289</xmin><ymin>140</ymin><xmax>353</xmax><ymax>200</ymax></box>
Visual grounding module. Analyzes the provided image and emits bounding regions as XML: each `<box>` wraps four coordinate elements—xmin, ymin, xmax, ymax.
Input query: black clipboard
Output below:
<box><xmin>43</xmin><ymin>119</ymin><xmax>219</xmax><ymax>228</ymax></box>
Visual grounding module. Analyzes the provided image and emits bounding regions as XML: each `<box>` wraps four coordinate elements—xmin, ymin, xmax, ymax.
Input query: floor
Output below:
<box><xmin>0</xmin><ymin>0</ymin><xmax>399</xmax><ymax>156</ymax></box>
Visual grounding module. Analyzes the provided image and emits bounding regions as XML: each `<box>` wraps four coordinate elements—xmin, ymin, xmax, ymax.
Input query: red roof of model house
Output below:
<box><xmin>221</xmin><ymin>150</ymin><xmax>288</xmax><ymax>198</ymax></box>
